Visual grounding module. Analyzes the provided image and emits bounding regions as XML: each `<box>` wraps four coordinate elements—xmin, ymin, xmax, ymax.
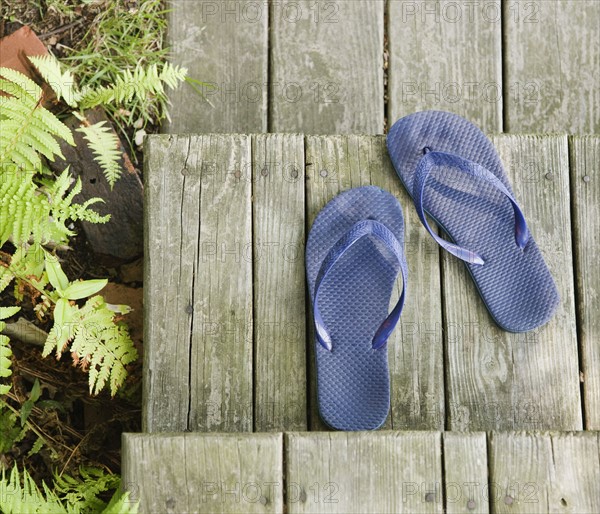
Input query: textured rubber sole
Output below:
<box><xmin>306</xmin><ymin>186</ymin><xmax>406</xmax><ymax>430</ymax></box>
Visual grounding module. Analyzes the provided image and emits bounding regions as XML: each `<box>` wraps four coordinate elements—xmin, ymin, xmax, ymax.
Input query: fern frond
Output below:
<box><xmin>77</xmin><ymin>121</ymin><xmax>122</xmax><ymax>187</ymax></box>
<box><xmin>0</xmin><ymin>306</ymin><xmax>20</xmax><ymax>396</ymax></box>
<box><xmin>0</xmin><ymin>67</ymin><xmax>74</xmax><ymax>172</ymax></box>
<box><xmin>77</xmin><ymin>62</ymin><xmax>187</xmax><ymax>112</ymax></box>
<box><xmin>43</xmin><ymin>296</ymin><xmax>137</xmax><ymax>396</ymax></box>
<box><xmin>0</xmin><ymin>165</ymin><xmax>109</xmax><ymax>247</ymax></box>
<box><xmin>0</xmin><ymin>465</ymin><xmax>139</xmax><ymax>514</ymax></box>
<box><xmin>0</xmin><ymin>466</ymin><xmax>66</xmax><ymax>514</ymax></box>
<box><xmin>28</xmin><ymin>55</ymin><xmax>78</xmax><ymax>107</ymax></box>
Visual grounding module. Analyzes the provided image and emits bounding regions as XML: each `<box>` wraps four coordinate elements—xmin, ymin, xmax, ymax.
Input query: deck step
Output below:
<box><xmin>122</xmin><ymin>431</ymin><xmax>600</xmax><ymax>514</ymax></box>
<box><xmin>142</xmin><ymin>133</ymin><xmax>599</xmax><ymax>433</ymax></box>
<box><xmin>165</xmin><ymin>0</ymin><xmax>599</xmax><ymax>134</ymax></box>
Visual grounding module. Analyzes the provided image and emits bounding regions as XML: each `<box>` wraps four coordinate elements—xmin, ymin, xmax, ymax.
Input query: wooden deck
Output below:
<box><xmin>142</xmin><ymin>133</ymin><xmax>599</xmax><ymax>433</ymax></box>
<box><xmin>122</xmin><ymin>431</ymin><xmax>600</xmax><ymax>513</ymax></box>
<box><xmin>166</xmin><ymin>0</ymin><xmax>599</xmax><ymax>135</ymax></box>
<box><xmin>125</xmin><ymin>2</ymin><xmax>600</xmax><ymax>512</ymax></box>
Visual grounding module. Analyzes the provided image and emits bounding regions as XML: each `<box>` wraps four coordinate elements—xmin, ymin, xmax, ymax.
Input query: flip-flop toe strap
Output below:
<box><xmin>313</xmin><ymin>219</ymin><xmax>408</xmax><ymax>352</ymax></box>
<box><xmin>413</xmin><ymin>150</ymin><xmax>530</xmax><ymax>265</ymax></box>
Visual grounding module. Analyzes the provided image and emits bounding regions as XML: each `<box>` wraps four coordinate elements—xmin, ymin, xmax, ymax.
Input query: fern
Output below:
<box><xmin>0</xmin><ymin>306</ymin><xmax>20</xmax><ymax>395</ymax></box>
<box><xmin>0</xmin><ymin>67</ymin><xmax>110</xmax><ymax>249</ymax></box>
<box><xmin>77</xmin><ymin>61</ymin><xmax>187</xmax><ymax>114</ymax></box>
<box><xmin>0</xmin><ymin>466</ymin><xmax>138</xmax><ymax>514</ymax></box>
<box><xmin>44</xmin><ymin>294</ymin><xmax>137</xmax><ymax>396</ymax></box>
<box><xmin>0</xmin><ymin>168</ymin><xmax>109</xmax><ymax>248</ymax></box>
<box><xmin>0</xmin><ymin>66</ymin><xmax>74</xmax><ymax>173</ymax></box>
<box><xmin>28</xmin><ymin>55</ymin><xmax>78</xmax><ymax>108</ymax></box>
<box><xmin>0</xmin><ymin>66</ymin><xmax>134</xmax><ymax>397</ymax></box>
<box><xmin>77</xmin><ymin>120</ymin><xmax>122</xmax><ymax>188</ymax></box>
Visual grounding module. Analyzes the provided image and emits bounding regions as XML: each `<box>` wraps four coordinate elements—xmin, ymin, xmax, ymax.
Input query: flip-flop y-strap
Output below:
<box><xmin>413</xmin><ymin>149</ymin><xmax>529</xmax><ymax>266</ymax></box>
<box><xmin>313</xmin><ymin>219</ymin><xmax>408</xmax><ymax>351</ymax></box>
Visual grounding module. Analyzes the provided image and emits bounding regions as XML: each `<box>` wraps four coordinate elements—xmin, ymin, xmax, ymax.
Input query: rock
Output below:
<box><xmin>0</xmin><ymin>26</ymin><xmax>55</xmax><ymax>105</ymax></box>
<box><xmin>49</xmin><ymin>107</ymin><xmax>144</xmax><ymax>262</ymax></box>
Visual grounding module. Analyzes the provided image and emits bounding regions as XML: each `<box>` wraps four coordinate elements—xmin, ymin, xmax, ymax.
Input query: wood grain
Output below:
<box><xmin>252</xmin><ymin>134</ymin><xmax>307</xmax><ymax>431</ymax></box>
<box><xmin>570</xmin><ymin>136</ymin><xmax>600</xmax><ymax>429</ymax></box>
<box><xmin>503</xmin><ymin>0</ymin><xmax>600</xmax><ymax>133</ymax></box>
<box><xmin>443</xmin><ymin>432</ymin><xmax>489</xmax><ymax>514</ymax></box>
<box><xmin>387</xmin><ymin>0</ymin><xmax>502</xmax><ymax>132</ymax></box>
<box><xmin>489</xmin><ymin>432</ymin><xmax>600</xmax><ymax>514</ymax></box>
<box><xmin>270</xmin><ymin>0</ymin><xmax>384</xmax><ymax>133</ymax></box>
<box><xmin>143</xmin><ymin>134</ymin><xmax>253</xmax><ymax>432</ymax></box>
<box><xmin>285</xmin><ymin>431</ymin><xmax>443</xmax><ymax>514</ymax></box>
<box><xmin>122</xmin><ymin>433</ymin><xmax>283</xmax><ymax>514</ymax></box>
<box><xmin>165</xmin><ymin>0</ymin><xmax>268</xmax><ymax>133</ymax></box>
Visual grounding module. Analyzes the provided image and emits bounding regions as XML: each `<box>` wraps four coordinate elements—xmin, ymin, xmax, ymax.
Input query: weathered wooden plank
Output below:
<box><xmin>443</xmin><ymin>432</ymin><xmax>489</xmax><ymax>514</ymax></box>
<box><xmin>503</xmin><ymin>0</ymin><xmax>600</xmax><ymax>133</ymax></box>
<box><xmin>489</xmin><ymin>432</ymin><xmax>600</xmax><ymax>514</ymax></box>
<box><xmin>443</xmin><ymin>135</ymin><xmax>581</xmax><ymax>430</ymax></box>
<box><xmin>387</xmin><ymin>0</ymin><xmax>502</xmax><ymax>132</ymax></box>
<box><xmin>165</xmin><ymin>0</ymin><xmax>268</xmax><ymax>133</ymax></box>
<box><xmin>270</xmin><ymin>1</ymin><xmax>384</xmax><ymax>133</ymax></box>
<box><xmin>143</xmin><ymin>134</ymin><xmax>196</xmax><ymax>432</ymax></box>
<box><xmin>188</xmin><ymin>134</ymin><xmax>253</xmax><ymax>432</ymax></box>
<box><xmin>252</xmin><ymin>134</ymin><xmax>307</xmax><ymax>431</ymax></box>
<box><xmin>143</xmin><ymin>134</ymin><xmax>253</xmax><ymax>432</ymax></box>
<box><xmin>285</xmin><ymin>432</ymin><xmax>443</xmax><ymax>513</ymax></box>
<box><xmin>570</xmin><ymin>135</ymin><xmax>600</xmax><ymax>430</ymax></box>
<box><xmin>122</xmin><ymin>433</ymin><xmax>283</xmax><ymax>514</ymax></box>
<box><xmin>305</xmin><ymin>135</ymin><xmax>443</xmax><ymax>430</ymax></box>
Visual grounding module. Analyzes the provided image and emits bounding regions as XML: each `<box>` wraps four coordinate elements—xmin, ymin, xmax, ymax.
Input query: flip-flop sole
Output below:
<box><xmin>306</xmin><ymin>186</ymin><xmax>405</xmax><ymax>430</ymax></box>
<box><xmin>387</xmin><ymin>110</ymin><xmax>559</xmax><ymax>332</ymax></box>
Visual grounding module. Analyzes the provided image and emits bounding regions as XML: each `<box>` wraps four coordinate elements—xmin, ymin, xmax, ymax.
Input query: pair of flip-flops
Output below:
<box><xmin>306</xmin><ymin>111</ymin><xmax>560</xmax><ymax>431</ymax></box>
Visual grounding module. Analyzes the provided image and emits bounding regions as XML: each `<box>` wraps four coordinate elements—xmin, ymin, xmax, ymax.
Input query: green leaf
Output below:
<box><xmin>53</xmin><ymin>298</ymin><xmax>73</xmax><ymax>327</ymax></box>
<box><xmin>20</xmin><ymin>379</ymin><xmax>41</xmax><ymax>426</ymax></box>
<box><xmin>44</xmin><ymin>252</ymin><xmax>69</xmax><ymax>293</ymax></box>
<box><xmin>27</xmin><ymin>436</ymin><xmax>45</xmax><ymax>457</ymax></box>
<box><xmin>63</xmin><ymin>279</ymin><xmax>108</xmax><ymax>300</ymax></box>
<box><xmin>0</xmin><ymin>306</ymin><xmax>21</xmax><ymax>320</ymax></box>
<box><xmin>28</xmin><ymin>55</ymin><xmax>78</xmax><ymax>107</ymax></box>
<box><xmin>29</xmin><ymin>378</ymin><xmax>42</xmax><ymax>402</ymax></box>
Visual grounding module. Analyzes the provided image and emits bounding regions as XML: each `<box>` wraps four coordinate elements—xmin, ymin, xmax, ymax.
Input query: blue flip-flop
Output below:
<box><xmin>387</xmin><ymin>110</ymin><xmax>559</xmax><ymax>332</ymax></box>
<box><xmin>306</xmin><ymin>186</ymin><xmax>408</xmax><ymax>431</ymax></box>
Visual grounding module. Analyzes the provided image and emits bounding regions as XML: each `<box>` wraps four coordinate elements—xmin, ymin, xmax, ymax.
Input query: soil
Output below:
<box><xmin>1</xmin><ymin>1</ymin><xmax>146</xmax><ymax>484</ymax></box>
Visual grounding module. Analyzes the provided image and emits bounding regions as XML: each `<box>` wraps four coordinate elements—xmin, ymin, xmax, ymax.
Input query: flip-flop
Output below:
<box><xmin>387</xmin><ymin>110</ymin><xmax>559</xmax><ymax>332</ymax></box>
<box><xmin>306</xmin><ymin>186</ymin><xmax>408</xmax><ymax>430</ymax></box>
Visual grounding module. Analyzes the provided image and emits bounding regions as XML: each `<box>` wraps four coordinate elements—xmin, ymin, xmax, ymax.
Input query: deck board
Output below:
<box><xmin>267</xmin><ymin>0</ymin><xmax>384</xmax><ymax>133</ymax></box>
<box><xmin>123</xmin><ymin>431</ymin><xmax>600</xmax><ymax>513</ymax></box>
<box><xmin>143</xmin><ymin>135</ymin><xmax>196</xmax><ymax>432</ymax></box>
<box><xmin>285</xmin><ymin>431</ymin><xmax>442</xmax><ymax>514</ymax></box>
<box><xmin>144</xmin><ymin>134</ymin><xmax>253</xmax><ymax>432</ymax></box>
<box><xmin>489</xmin><ymin>432</ymin><xmax>600</xmax><ymax>514</ymax></box>
<box><xmin>571</xmin><ymin>135</ymin><xmax>600</xmax><ymax>430</ymax></box>
<box><xmin>166</xmin><ymin>0</ymin><xmax>268</xmax><ymax>133</ymax></box>
<box><xmin>387</xmin><ymin>0</ymin><xmax>502</xmax><ymax>132</ymax></box>
<box><xmin>443</xmin><ymin>135</ymin><xmax>581</xmax><ymax>431</ymax></box>
<box><xmin>503</xmin><ymin>0</ymin><xmax>600</xmax><ymax>133</ymax></box>
<box><xmin>443</xmin><ymin>432</ymin><xmax>489</xmax><ymax>514</ymax></box>
<box><xmin>252</xmin><ymin>134</ymin><xmax>307</xmax><ymax>431</ymax></box>
<box><xmin>122</xmin><ymin>433</ymin><xmax>283</xmax><ymax>514</ymax></box>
